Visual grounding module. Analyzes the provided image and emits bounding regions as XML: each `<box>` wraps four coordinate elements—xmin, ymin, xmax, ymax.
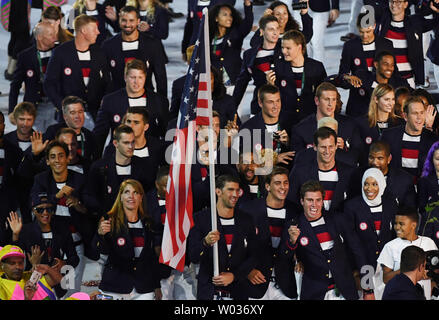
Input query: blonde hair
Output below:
<box><xmin>73</xmin><ymin>0</ymin><xmax>86</xmax><ymax>12</ymax></box>
<box><xmin>368</xmin><ymin>83</ymin><xmax>398</xmax><ymax>128</ymax></box>
<box><xmin>126</xmin><ymin>0</ymin><xmax>163</xmax><ymax>22</ymax></box>
<box><xmin>107</xmin><ymin>179</ymin><xmax>147</xmax><ymax>234</ymax></box>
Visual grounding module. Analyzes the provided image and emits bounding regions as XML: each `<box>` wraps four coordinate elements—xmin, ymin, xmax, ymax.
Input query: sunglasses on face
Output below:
<box><xmin>34</xmin><ymin>207</ymin><xmax>55</xmax><ymax>214</ymax></box>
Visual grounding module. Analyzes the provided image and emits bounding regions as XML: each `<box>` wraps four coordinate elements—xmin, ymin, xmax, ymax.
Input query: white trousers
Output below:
<box><xmin>160</xmin><ymin>263</ymin><xmax>198</xmax><ymax>300</ymax></box>
<box><xmin>348</xmin><ymin>0</ymin><xmax>363</xmax><ymax>34</ymax></box>
<box><xmin>99</xmin><ymin>288</ymin><xmax>155</xmax><ymax>300</ymax></box>
<box><xmin>307</xmin><ymin>10</ymin><xmax>330</xmax><ymax>63</ymax></box>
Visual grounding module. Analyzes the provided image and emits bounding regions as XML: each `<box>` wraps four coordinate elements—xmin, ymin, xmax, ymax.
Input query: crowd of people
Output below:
<box><xmin>0</xmin><ymin>0</ymin><xmax>439</xmax><ymax>301</ymax></box>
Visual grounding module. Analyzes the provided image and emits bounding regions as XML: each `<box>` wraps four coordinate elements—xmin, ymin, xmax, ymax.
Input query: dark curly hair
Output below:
<box><xmin>208</xmin><ymin>4</ymin><xmax>243</xmax><ymax>39</ymax></box>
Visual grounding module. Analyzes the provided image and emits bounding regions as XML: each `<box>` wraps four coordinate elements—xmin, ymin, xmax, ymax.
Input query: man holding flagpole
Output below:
<box><xmin>159</xmin><ymin>6</ymin><xmax>220</xmax><ymax>299</ymax></box>
<box><xmin>188</xmin><ymin>174</ymin><xmax>259</xmax><ymax>300</ymax></box>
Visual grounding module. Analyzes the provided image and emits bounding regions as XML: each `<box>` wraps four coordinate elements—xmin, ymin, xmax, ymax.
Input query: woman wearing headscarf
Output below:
<box><xmin>341</xmin><ymin>168</ymin><xmax>398</xmax><ymax>300</ymax></box>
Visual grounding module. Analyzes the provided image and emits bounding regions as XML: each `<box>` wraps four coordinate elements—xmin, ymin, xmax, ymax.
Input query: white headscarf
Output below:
<box><xmin>361</xmin><ymin>168</ymin><xmax>386</xmax><ymax>207</ymax></box>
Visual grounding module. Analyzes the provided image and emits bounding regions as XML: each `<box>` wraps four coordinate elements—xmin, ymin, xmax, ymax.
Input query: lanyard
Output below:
<box><xmin>36</xmin><ymin>51</ymin><xmax>45</xmax><ymax>83</ymax></box>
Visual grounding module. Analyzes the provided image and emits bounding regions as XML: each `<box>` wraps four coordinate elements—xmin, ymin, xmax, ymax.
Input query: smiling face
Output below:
<box><xmin>121</xmin><ymin>183</ymin><xmax>143</xmax><ymax>212</ymax></box>
<box><xmin>363</xmin><ymin>176</ymin><xmax>379</xmax><ymax>201</ymax></box>
<box><xmin>63</xmin><ymin>103</ymin><xmax>85</xmax><ymax>131</ymax></box>
<box><xmin>375</xmin><ymin>55</ymin><xmax>395</xmax><ymax>80</ymax></box>
<box><xmin>376</xmin><ymin>91</ymin><xmax>395</xmax><ymax>114</ymax></box>
<box><xmin>389</xmin><ymin>0</ymin><xmax>408</xmax><ymax>18</ymax></box>
<box><xmin>119</xmin><ymin>11</ymin><xmax>140</xmax><ymax>36</ymax></box>
<box><xmin>216</xmin><ymin>6</ymin><xmax>233</xmax><ymax>30</ymax></box>
<box><xmin>394</xmin><ymin>215</ymin><xmax>416</xmax><ymax>240</ymax></box>
<box><xmin>15</xmin><ymin>111</ymin><xmax>35</xmax><ymax>137</ymax></box>
<box><xmin>404</xmin><ymin>102</ymin><xmax>426</xmax><ymax>135</ymax></box>
<box><xmin>368</xmin><ymin>150</ymin><xmax>391</xmax><ymax>175</ymax></box>
<box><xmin>33</xmin><ymin>204</ymin><xmax>55</xmax><ymax>227</ymax></box>
<box><xmin>272</xmin><ymin>4</ymin><xmax>288</xmax><ymax>31</ymax></box>
<box><xmin>301</xmin><ymin>191</ymin><xmax>324</xmax><ymax>221</ymax></box>
<box><xmin>315</xmin><ymin>136</ymin><xmax>337</xmax><ymax>166</ymax></box>
<box><xmin>46</xmin><ymin>145</ymin><xmax>69</xmax><ymax>176</ymax></box>
<box><xmin>237</xmin><ymin>153</ymin><xmax>258</xmax><ymax>184</ymax></box>
<box><xmin>266</xmin><ymin>173</ymin><xmax>289</xmax><ymax>201</ymax></box>
<box><xmin>216</xmin><ymin>181</ymin><xmax>240</xmax><ymax>209</ymax></box>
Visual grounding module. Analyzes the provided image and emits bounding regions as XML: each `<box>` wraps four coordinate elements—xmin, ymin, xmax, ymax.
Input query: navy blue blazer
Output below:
<box><xmin>82</xmin><ymin>156</ymin><xmax>157</xmax><ymax>217</ymax></box>
<box><xmin>210</xmin><ymin>3</ymin><xmax>253</xmax><ymax>85</ymax></box>
<box><xmin>101</xmin><ymin>32</ymin><xmax>168</xmax><ymax>96</ymax></box>
<box><xmin>380</xmin><ymin>125</ymin><xmax>438</xmax><ymax>178</ymax></box>
<box><xmin>146</xmin><ymin>188</ymin><xmax>173</xmax><ymax>279</ymax></box>
<box><xmin>354</xmin><ymin>114</ymin><xmax>405</xmax><ymax>167</ymax></box>
<box><xmin>44</xmin><ymin>122</ymin><xmax>100</xmax><ymax>165</ymax></box>
<box><xmin>233</xmin><ymin>41</ymin><xmax>282</xmax><ymax>116</ymax></box>
<box><xmin>294</xmin><ymin>147</ymin><xmax>358</xmax><ymax>168</ymax></box>
<box><xmin>15</xmin><ymin>219</ymin><xmax>79</xmax><ymax>269</ymax></box>
<box><xmin>43</xmin><ymin>40</ymin><xmax>112</xmax><ymax>120</ymax></box>
<box><xmin>170</xmin><ymin>75</ymin><xmax>186</xmax><ymax>119</ymax></box>
<box><xmin>238</xmin><ymin>198</ymin><xmax>300</xmax><ymax>299</ymax></box>
<box><xmin>290</xmin><ymin>113</ymin><xmax>362</xmax><ymax>161</ymax></box>
<box><xmin>418</xmin><ymin>174</ymin><xmax>439</xmax><ymax>215</ymax></box>
<box><xmin>188</xmin><ymin>207</ymin><xmax>258</xmax><ymax>300</ymax></box>
<box><xmin>92</xmin><ymin>88</ymin><xmax>169</xmax><ymax>154</ymax></box>
<box><xmin>427</xmin><ymin>25</ymin><xmax>439</xmax><ymax>65</ymax></box>
<box><xmin>375</xmin><ymin>8</ymin><xmax>439</xmax><ymax>86</ymax></box>
<box><xmin>338</xmin><ymin>36</ymin><xmax>394</xmax><ymax>77</ymax></box>
<box><xmin>91</xmin><ymin>217</ymin><xmax>162</xmax><ymax>294</ymax></box>
<box><xmin>30</xmin><ymin>169</ymin><xmax>94</xmax><ymax>245</ymax></box>
<box><xmin>9</xmin><ymin>44</ymin><xmax>56</xmax><ymax>113</ymax></box>
<box><xmin>342</xmin><ymin>195</ymin><xmax>397</xmax><ymax>269</ymax></box>
<box><xmin>382</xmin><ymin>273</ymin><xmax>426</xmax><ymax>300</ymax></box>
<box><xmin>308</xmin><ymin>0</ymin><xmax>339</xmax><ymax>12</ymax></box>
<box><xmin>281</xmin><ymin>211</ymin><xmax>361</xmax><ymax>300</ymax></box>
<box><xmin>288</xmin><ymin>159</ymin><xmax>356</xmax><ymax>214</ymax></box>
<box><xmin>3</xmin><ymin>130</ymin><xmax>35</xmax><ymax>222</ymax></box>
<box><xmin>67</xmin><ymin>4</ymin><xmax>114</xmax><ymax>46</ymax></box>
<box><xmin>331</xmin><ymin>69</ymin><xmax>409</xmax><ymax>118</ymax></box>
<box><xmin>239</xmin><ymin>111</ymin><xmax>292</xmax><ymax>151</ymax></box>
<box><xmin>181</xmin><ymin>0</ymin><xmax>236</xmax><ymax>54</ymax></box>
<box><xmin>350</xmin><ymin>165</ymin><xmax>417</xmax><ymax>208</ymax></box>
<box><xmin>249</xmin><ymin>11</ymin><xmax>313</xmax><ymax>48</ymax></box>
<box><xmin>419</xmin><ymin>206</ymin><xmax>439</xmax><ymax>249</ymax></box>
<box><xmin>272</xmin><ymin>57</ymin><xmax>327</xmax><ymax>126</ymax></box>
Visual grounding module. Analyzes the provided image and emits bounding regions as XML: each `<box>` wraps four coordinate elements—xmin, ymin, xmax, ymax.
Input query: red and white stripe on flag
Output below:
<box><xmin>160</xmin><ymin>124</ymin><xmax>196</xmax><ymax>272</ymax></box>
<box><xmin>196</xmin><ymin>73</ymin><xmax>210</xmax><ymax>126</ymax></box>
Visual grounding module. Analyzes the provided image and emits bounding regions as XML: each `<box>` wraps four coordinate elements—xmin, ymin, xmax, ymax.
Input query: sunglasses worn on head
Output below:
<box><xmin>34</xmin><ymin>207</ymin><xmax>55</xmax><ymax>214</ymax></box>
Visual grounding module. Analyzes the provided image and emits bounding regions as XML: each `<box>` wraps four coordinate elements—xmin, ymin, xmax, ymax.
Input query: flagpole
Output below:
<box><xmin>202</xmin><ymin>7</ymin><xmax>219</xmax><ymax>277</ymax></box>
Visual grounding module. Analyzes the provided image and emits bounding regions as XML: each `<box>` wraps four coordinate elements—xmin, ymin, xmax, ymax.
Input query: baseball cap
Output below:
<box><xmin>65</xmin><ymin>292</ymin><xmax>91</xmax><ymax>300</ymax></box>
<box><xmin>31</xmin><ymin>192</ymin><xmax>56</xmax><ymax>208</ymax></box>
<box><xmin>0</xmin><ymin>245</ymin><xmax>25</xmax><ymax>261</ymax></box>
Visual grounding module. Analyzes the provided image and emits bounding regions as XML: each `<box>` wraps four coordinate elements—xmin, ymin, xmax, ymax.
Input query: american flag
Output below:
<box><xmin>159</xmin><ymin>8</ymin><xmax>212</xmax><ymax>272</ymax></box>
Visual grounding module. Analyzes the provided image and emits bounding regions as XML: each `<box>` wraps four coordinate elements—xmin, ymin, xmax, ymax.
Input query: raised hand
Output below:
<box><xmin>31</xmin><ymin>131</ymin><xmax>49</xmax><ymax>156</ymax></box>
